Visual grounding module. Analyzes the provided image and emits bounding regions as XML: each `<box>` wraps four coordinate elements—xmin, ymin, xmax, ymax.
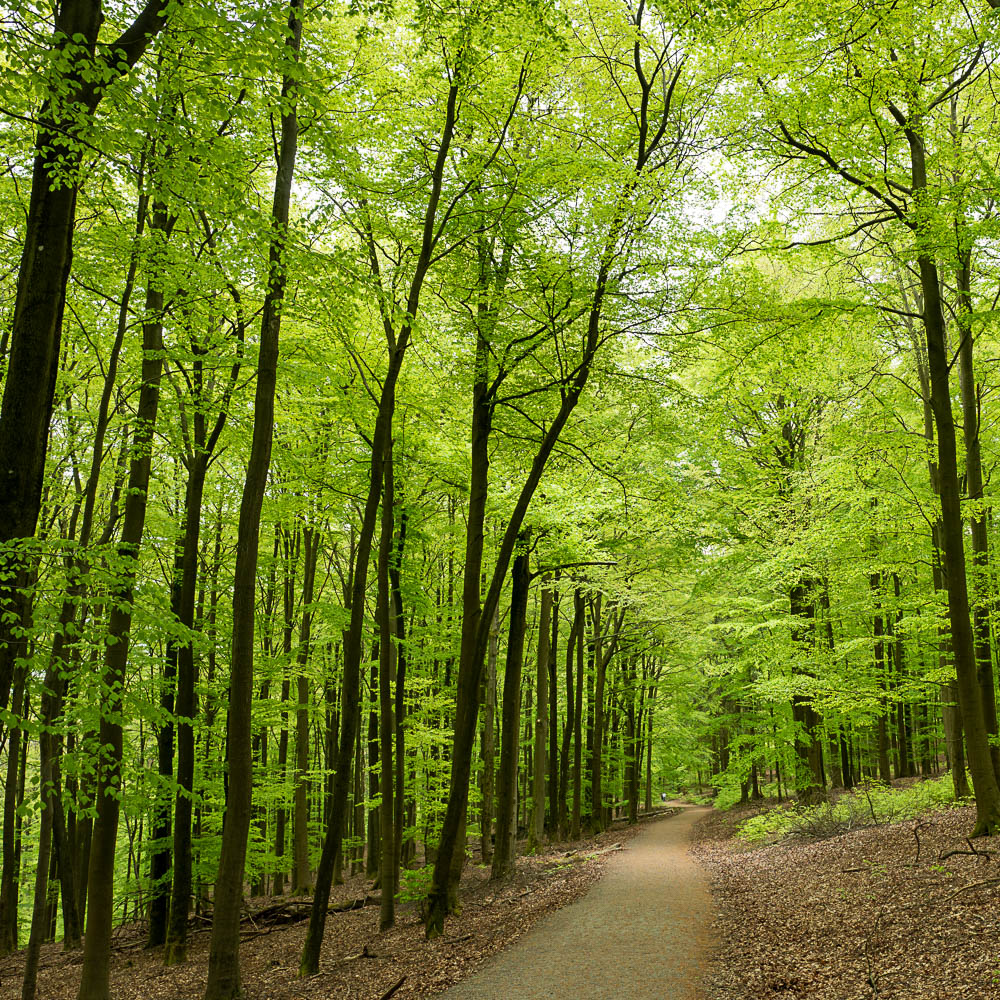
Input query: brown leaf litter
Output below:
<box><xmin>694</xmin><ymin>801</ymin><xmax>1000</xmax><ymax>1000</ymax></box>
<box><xmin>0</xmin><ymin>814</ymin><xmax>670</xmax><ymax>1000</ymax></box>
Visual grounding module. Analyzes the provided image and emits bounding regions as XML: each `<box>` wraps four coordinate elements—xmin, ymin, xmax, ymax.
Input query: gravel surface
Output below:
<box><xmin>441</xmin><ymin>806</ymin><xmax>712</xmax><ymax>1000</ymax></box>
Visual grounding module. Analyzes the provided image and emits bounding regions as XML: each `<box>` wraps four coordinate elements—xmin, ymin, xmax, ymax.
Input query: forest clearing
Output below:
<box><xmin>4</xmin><ymin>0</ymin><xmax>1000</xmax><ymax>997</ymax></box>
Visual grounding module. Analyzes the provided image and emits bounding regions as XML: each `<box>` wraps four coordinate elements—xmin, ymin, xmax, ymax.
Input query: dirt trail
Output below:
<box><xmin>441</xmin><ymin>806</ymin><xmax>712</xmax><ymax>1000</ymax></box>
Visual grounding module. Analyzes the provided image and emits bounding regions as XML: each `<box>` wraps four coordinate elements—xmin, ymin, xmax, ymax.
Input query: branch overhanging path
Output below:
<box><xmin>441</xmin><ymin>806</ymin><xmax>711</xmax><ymax>1000</ymax></box>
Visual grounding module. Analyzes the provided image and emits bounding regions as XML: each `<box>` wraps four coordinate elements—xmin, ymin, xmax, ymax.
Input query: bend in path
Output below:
<box><xmin>442</xmin><ymin>805</ymin><xmax>712</xmax><ymax>1000</ymax></box>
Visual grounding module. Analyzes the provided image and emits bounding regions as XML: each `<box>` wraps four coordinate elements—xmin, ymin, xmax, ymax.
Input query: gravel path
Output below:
<box><xmin>442</xmin><ymin>806</ymin><xmax>711</xmax><ymax>1000</ymax></box>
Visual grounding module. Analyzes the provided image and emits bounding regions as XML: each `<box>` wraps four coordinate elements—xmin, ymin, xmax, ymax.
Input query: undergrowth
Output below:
<box><xmin>736</xmin><ymin>773</ymin><xmax>965</xmax><ymax>844</ymax></box>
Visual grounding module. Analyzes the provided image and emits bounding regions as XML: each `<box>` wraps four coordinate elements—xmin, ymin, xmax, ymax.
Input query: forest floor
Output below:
<box><xmin>694</xmin><ymin>797</ymin><xmax>1000</xmax><ymax>1000</ymax></box>
<box><xmin>0</xmin><ymin>811</ymin><xmax>675</xmax><ymax>1000</ymax></box>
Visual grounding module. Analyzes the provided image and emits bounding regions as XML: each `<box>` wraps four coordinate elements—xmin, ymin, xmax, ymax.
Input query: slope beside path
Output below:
<box><xmin>441</xmin><ymin>805</ymin><xmax>712</xmax><ymax>1000</ymax></box>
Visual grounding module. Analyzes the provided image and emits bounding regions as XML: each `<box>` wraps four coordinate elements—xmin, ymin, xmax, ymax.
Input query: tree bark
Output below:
<box><xmin>203</xmin><ymin>5</ymin><xmax>302</xmax><ymax>994</ymax></box>
<box><xmin>571</xmin><ymin>590</ymin><xmax>584</xmax><ymax>840</ymax></box>
<box><xmin>0</xmin><ymin>0</ymin><xmax>167</xmax><ymax>722</ymax></box>
<box><xmin>908</xmin><ymin>119</ymin><xmax>1000</xmax><ymax>832</ymax></box>
<box><xmin>377</xmin><ymin>453</ymin><xmax>396</xmax><ymax>929</ymax></box>
<box><xmin>480</xmin><ymin>609</ymin><xmax>499</xmax><ymax>865</ymax></box>
<box><xmin>955</xmin><ymin>246</ymin><xmax>1000</xmax><ymax>782</ymax></box>
<box><xmin>789</xmin><ymin>580</ymin><xmax>826</xmax><ymax>804</ymax></box>
<box><xmin>77</xmin><ymin>199</ymin><xmax>173</xmax><ymax>1000</ymax></box>
<box><xmin>491</xmin><ymin>545</ymin><xmax>531</xmax><ymax>880</ymax></box>
<box><xmin>293</xmin><ymin>526</ymin><xmax>320</xmax><ymax>895</ymax></box>
<box><xmin>529</xmin><ymin>586</ymin><xmax>551</xmax><ymax>850</ymax></box>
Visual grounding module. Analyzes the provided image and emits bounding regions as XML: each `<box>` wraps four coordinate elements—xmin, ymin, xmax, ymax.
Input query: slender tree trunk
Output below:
<box><xmin>529</xmin><ymin>587</ymin><xmax>551</xmax><ymax>850</ymax></box>
<box><xmin>558</xmin><ymin>605</ymin><xmax>580</xmax><ymax>839</ymax></box>
<box><xmin>0</xmin><ymin>0</ymin><xmax>166</xmax><ymax>721</ymax></box>
<box><xmin>908</xmin><ymin>128</ymin><xmax>1000</xmax><ymax>835</ymax></box>
<box><xmin>0</xmin><ymin>663</ymin><xmax>27</xmax><ymax>955</ymax></box>
<box><xmin>165</xmin><ymin>455</ymin><xmax>211</xmax><ymax>963</ymax></box>
<box><xmin>871</xmin><ymin>573</ymin><xmax>893</xmax><ymax>784</ymax></box>
<box><xmin>21</xmin><ymin>767</ymin><xmax>52</xmax><ymax>1000</ymax></box>
<box><xmin>301</xmin><ymin>65</ymin><xmax>455</xmax><ymax>980</ymax></box>
<box><xmin>293</xmin><ymin>526</ymin><xmax>320</xmax><ymax>895</ymax></box>
<box><xmin>789</xmin><ymin>580</ymin><xmax>826</xmax><ymax>803</ymax></box>
<box><xmin>149</xmin><ymin>539</ymin><xmax>182</xmax><ymax>948</ymax></box>
<box><xmin>203</xmin><ymin>7</ymin><xmax>302</xmax><ymax>993</ymax></box>
<box><xmin>377</xmin><ymin>454</ymin><xmax>396</xmax><ymax>929</ymax></box>
<box><xmin>480</xmin><ymin>609</ymin><xmax>498</xmax><ymax>865</ymax></box>
<box><xmin>491</xmin><ymin>546</ymin><xmax>531</xmax><ymax>880</ymax></box>
<box><xmin>391</xmin><ymin>497</ymin><xmax>408</xmax><ymax>873</ymax></box>
<box><xmin>590</xmin><ymin>595</ymin><xmax>605</xmax><ymax>831</ymax></box>
<box><xmin>571</xmin><ymin>590</ymin><xmax>584</xmax><ymax>840</ymax></box>
<box><xmin>77</xmin><ymin>201</ymin><xmax>173</xmax><ymax>1000</ymax></box>
<box><xmin>547</xmin><ymin>592</ymin><xmax>559</xmax><ymax>833</ymax></box>
<box><xmin>955</xmin><ymin>248</ymin><xmax>1000</xmax><ymax>782</ymax></box>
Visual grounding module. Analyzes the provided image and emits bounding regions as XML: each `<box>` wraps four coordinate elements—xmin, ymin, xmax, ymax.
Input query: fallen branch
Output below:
<box><xmin>938</xmin><ymin>839</ymin><xmax>996</xmax><ymax>863</ymax></box>
<box><xmin>556</xmin><ymin>843</ymin><xmax>624</xmax><ymax>861</ymax></box>
<box><xmin>332</xmin><ymin>943</ymin><xmax>380</xmax><ymax>967</ymax></box>
<box><xmin>944</xmin><ymin>876</ymin><xmax>1000</xmax><ymax>902</ymax></box>
<box><xmin>379</xmin><ymin>976</ymin><xmax>406</xmax><ymax>1000</ymax></box>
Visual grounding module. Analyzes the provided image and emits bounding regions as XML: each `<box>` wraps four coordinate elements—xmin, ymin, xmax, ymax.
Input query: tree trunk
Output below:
<box><xmin>789</xmin><ymin>580</ymin><xmax>826</xmax><ymax>804</ymax></box>
<box><xmin>871</xmin><ymin>573</ymin><xmax>893</xmax><ymax>784</ymax></box>
<box><xmin>293</xmin><ymin>526</ymin><xmax>320</xmax><ymax>895</ymax></box>
<box><xmin>908</xmin><ymin>128</ymin><xmax>1000</xmax><ymax>835</ymax></box>
<box><xmin>0</xmin><ymin>662</ymin><xmax>27</xmax><ymax>955</ymax></box>
<box><xmin>377</xmin><ymin>454</ymin><xmax>396</xmax><ymax>929</ymax></box>
<box><xmin>391</xmin><ymin>497</ymin><xmax>408</xmax><ymax>872</ymax></box>
<box><xmin>571</xmin><ymin>590</ymin><xmax>584</xmax><ymax>840</ymax></box>
<box><xmin>203</xmin><ymin>7</ymin><xmax>302</xmax><ymax>994</ymax></box>
<box><xmin>558</xmin><ymin>605</ymin><xmax>580</xmax><ymax>839</ymax></box>
<box><xmin>590</xmin><ymin>595</ymin><xmax>605</xmax><ymax>831</ymax></box>
<box><xmin>480</xmin><ymin>609</ymin><xmax>499</xmax><ymax>865</ymax></box>
<box><xmin>955</xmin><ymin>248</ymin><xmax>1000</xmax><ymax>782</ymax></box>
<box><xmin>165</xmin><ymin>454</ymin><xmax>213</xmax><ymax>963</ymax></box>
<box><xmin>491</xmin><ymin>545</ymin><xmax>531</xmax><ymax>880</ymax></box>
<box><xmin>529</xmin><ymin>587</ymin><xmax>551</xmax><ymax>850</ymax></box>
<box><xmin>547</xmin><ymin>591</ymin><xmax>559</xmax><ymax>833</ymax></box>
<box><xmin>77</xmin><ymin>200</ymin><xmax>173</xmax><ymax>1000</ymax></box>
<box><xmin>0</xmin><ymin>0</ymin><xmax>166</xmax><ymax>721</ymax></box>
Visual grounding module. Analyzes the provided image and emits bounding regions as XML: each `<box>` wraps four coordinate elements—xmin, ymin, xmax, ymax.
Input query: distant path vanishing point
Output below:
<box><xmin>441</xmin><ymin>805</ymin><xmax>712</xmax><ymax>1000</ymax></box>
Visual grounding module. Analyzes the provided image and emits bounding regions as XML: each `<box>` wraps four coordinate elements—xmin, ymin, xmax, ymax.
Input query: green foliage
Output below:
<box><xmin>737</xmin><ymin>776</ymin><xmax>965</xmax><ymax>845</ymax></box>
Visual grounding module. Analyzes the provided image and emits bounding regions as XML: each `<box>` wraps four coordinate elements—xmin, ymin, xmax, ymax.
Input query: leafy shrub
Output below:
<box><xmin>736</xmin><ymin>773</ymin><xmax>964</xmax><ymax>844</ymax></box>
<box><xmin>397</xmin><ymin>864</ymin><xmax>433</xmax><ymax>902</ymax></box>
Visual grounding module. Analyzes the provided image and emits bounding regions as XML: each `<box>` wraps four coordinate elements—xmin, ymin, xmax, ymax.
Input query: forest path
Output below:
<box><xmin>441</xmin><ymin>805</ymin><xmax>712</xmax><ymax>1000</ymax></box>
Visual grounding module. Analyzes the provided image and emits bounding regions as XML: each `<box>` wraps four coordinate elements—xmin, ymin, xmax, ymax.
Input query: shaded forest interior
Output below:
<box><xmin>3</xmin><ymin>1</ymin><xmax>1000</xmax><ymax>998</ymax></box>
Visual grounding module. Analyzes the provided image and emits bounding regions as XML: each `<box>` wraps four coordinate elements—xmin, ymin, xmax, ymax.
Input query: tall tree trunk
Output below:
<box><xmin>480</xmin><ymin>609</ymin><xmax>499</xmax><ymax>865</ymax></box>
<box><xmin>300</xmin><ymin>67</ymin><xmax>457</xmax><ymax>980</ymax></box>
<box><xmin>871</xmin><ymin>573</ymin><xmax>893</xmax><ymax>784</ymax></box>
<box><xmin>908</xmin><ymin>127</ymin><xmax>1000</xmax><ymax>835</ymax></box>
<box><xmin>589</xmin><ymin>594</ymin><xmax>604</xmax><ymax>831</ymax></box>
<box><xmin>789</xmin><ymin>580</ymin><xmax>826</xmax><ymax>804</ymax></box>
<box><xmin>571</xmin><ymin>590</ymin><xmax>584</xmax><ymax>840</ymax></box>
<box><xmin>491</xmin><ymin>545</ymin><xmax>531</xmax><ymax>880</ymax></box>
<box><xmin>426</xmin><ymin>244</ymin><xmax>616</xmax><ymax>936</ymax></box>
<box><xmin>77</xmin><ymin>200</ymin><xmax>173</xmax><ymax>1000</ymax></box>
<box><xmin>165</xmin><ymin>454</ymin><xmax>212</xmax><ymax>963</ymax></box>
<box><xmin>377</xmin><ymin>453</ymin><xmax>396</xmax><ymax>929</ymax></box>
<box><xmin>391</xmin><ymin>497</ymin><xmax>408</xmax><ymax>872</ymax></box>
<box><xmin>955</xmin><ymin>246</ymin><xmax>1000</xmax><ymax>782</ymax></box>
<box><xmin>149</xmin><ymin>536</ymin><xmax>181</xmax><ymax>947</ymax></box>
<box><xmin>203</xmin><ymin>5</ymin><xmax>302</xmax><ymax>993</ymax></box>
<box><xmin>293</xmin><ymin>526</ymin><xmax>320</xmax><ymax>895</ymax></box>
<box><xmin>547</xmin><ymin>592</ymin><xmax>559</xmax><ymax>834</ymax></box>
<box><xmin>529</xmin><ymin>586</ymin><xmax>551</xmax><ymax>850</ymax></box>
<box><xmin>0</xmin><ymin>0</ymin><xmax>167</xmax><ymax>721</ymax></box>
<box><xmin>558</xmin><ymin>605</ymin><xmax>580</xmax><ymax>838</ymax></box>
